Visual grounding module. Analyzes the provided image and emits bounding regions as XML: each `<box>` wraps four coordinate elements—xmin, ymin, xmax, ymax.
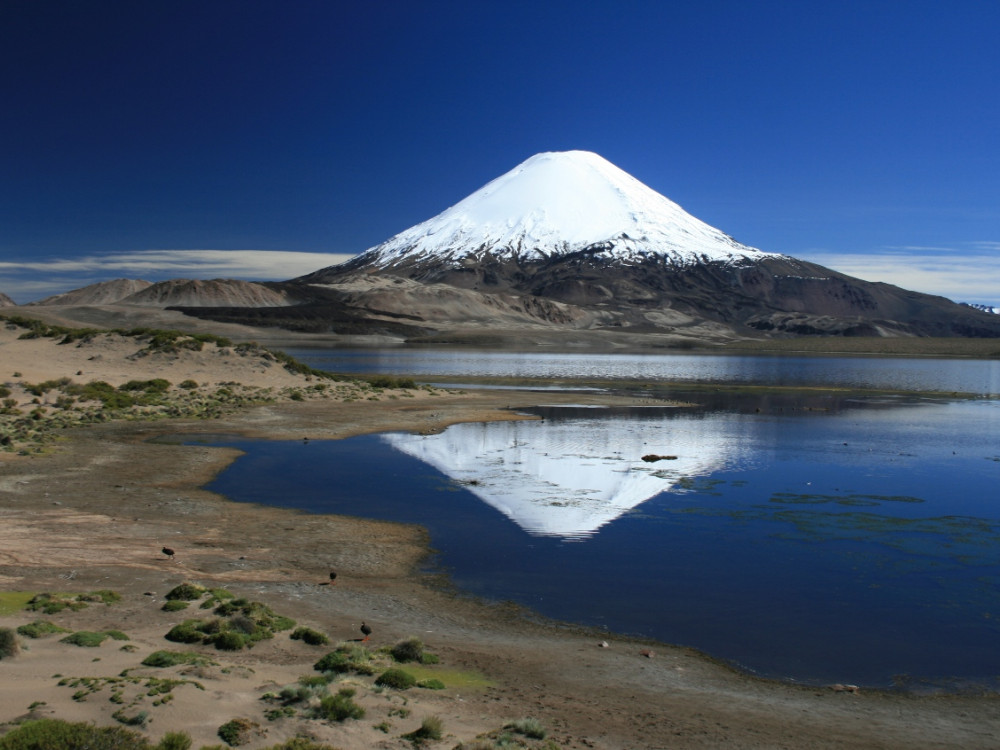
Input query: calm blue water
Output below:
<box><xmin>201</xmin><ymin>392</ymin><xmax>1000</xmax><ymax>691</ymax></box>
<box><xmin>283</xmin><ymin>347</ymin><xmax>1000</xmax><ymax>396</ymax></box>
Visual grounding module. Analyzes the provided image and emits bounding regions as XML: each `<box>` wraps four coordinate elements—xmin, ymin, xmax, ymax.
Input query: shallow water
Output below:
<box><xmin>284</xmin><ymin>347</ymin><xmax>1000</xmax><ymax>396</ymax></box>
<box><xmin>202</xmin><ymin>395</ymin><xmax>1000</xmax><ymax>690</ymax></box>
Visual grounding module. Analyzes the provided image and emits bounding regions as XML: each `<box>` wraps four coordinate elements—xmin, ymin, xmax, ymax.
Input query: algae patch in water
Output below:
<box><xmin>770</xmin><ymin>492</ymin><xmax>925</xmax><ymax>507</ymax></box>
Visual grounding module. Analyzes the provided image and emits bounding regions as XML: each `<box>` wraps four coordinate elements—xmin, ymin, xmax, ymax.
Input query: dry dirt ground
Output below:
<box><xmin>1</xmin><ymin>318</ymin><xmax>999</xmax><ymax>748</ymax></box>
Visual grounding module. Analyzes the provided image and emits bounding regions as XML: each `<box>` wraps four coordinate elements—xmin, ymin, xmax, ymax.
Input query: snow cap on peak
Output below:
<box><xmin>362</xmin><ymin>150</ymin><xmax>781</xmax><ymax>267</ymax></box>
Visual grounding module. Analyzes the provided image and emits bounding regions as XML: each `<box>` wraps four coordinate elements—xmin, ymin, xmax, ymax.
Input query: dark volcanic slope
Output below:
<box><xmin>300</xmin><ymin>249</ymin><xmax>1000</xmax><ymax>338</ymax></box>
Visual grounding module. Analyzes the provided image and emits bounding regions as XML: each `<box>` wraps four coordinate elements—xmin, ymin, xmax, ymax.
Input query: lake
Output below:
<box><xmin>203</xmin><ymin>349</ymin><xmax>1000</xmax><ymax>690</ymax></box>
<box><xmin>283</xmin><ymin>346</ymin><xmax>1000</xmax><ymax>396</ymax></box>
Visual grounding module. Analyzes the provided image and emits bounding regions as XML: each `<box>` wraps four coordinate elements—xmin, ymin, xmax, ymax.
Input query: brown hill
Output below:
<box><xmin>29</xmin><ymin>278</ymin><xmax>153</xmax><ymax>306</ymax></box>
<box><xmin>123</xmin><ymin>278</ymin><xmax>296</xmax><ymax>308</ymax></box>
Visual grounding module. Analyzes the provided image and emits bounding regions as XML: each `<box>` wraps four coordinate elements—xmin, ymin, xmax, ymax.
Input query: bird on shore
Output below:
<box><xmin>360</xmin><ymin>622</ymin><xmax>372</xmax><ymax>642</ymax></box>
<box><xmin>161</xmin><ymin>546</ymin><xmax>175</xmax><ymax>560</ymax></box>
<box><xmin>329</xmin><ymin>571</ymin><xmax>337</xmax><ymax>584</ymax></box>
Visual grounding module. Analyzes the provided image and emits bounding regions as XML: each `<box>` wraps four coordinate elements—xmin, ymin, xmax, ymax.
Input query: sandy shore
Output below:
<box><xmin>2</xmin><ymin>321</ymin><xmax>999</xmax><ymax>748</ymax></box>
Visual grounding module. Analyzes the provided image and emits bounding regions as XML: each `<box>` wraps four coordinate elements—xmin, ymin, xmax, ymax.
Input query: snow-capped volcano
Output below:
<box><xmin>352</xmin><ymin>150</ymin><xmax>780</xmax><ymax>269</ymax></box>
<box><xmin>278</xmin><ymin>152</ymin><xmax>1000</xmax><ymax>340</ymax></box>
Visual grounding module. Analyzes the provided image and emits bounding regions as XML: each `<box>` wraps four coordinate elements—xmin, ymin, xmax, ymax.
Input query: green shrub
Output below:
<box><xmin>157</xmin><ymin>732</ymin><xmax>193</xmax><ymax>750</ymax></box>
<box><xmin>315</xmin><ymin>688</ymin><xmax>364</xmax><ymax>722</ymax></box>
<box><xmin>16</xmin><ymin>620</ymin><xmax>70</xmax><ymax>638</ymax></box>
<box><xmin>164</xmin><ymin>621</ymin><xmax>205</xmax><ymax>644</ymax></box>
<box><xmin>403</xmin><ymin>715</ymin><xmax>444</xmax><ymax>743</ymax></box>
<box><xmin>60</xmin><ymin>631</ymin><xmax>109</xmax><ymax>647</ymax></box>
<box><xmin>77</xmin><ymin>589</ymin><xmax>122</xmax><ymax>604</ymax></box>
<box><xmin>390</xmin><ymin>637</ymin><xmax>425</xmax><ymax>663</ymax></box>
<box><xmin>290</xmin><ymin>627</ymin><xmax>329</xmax><ymax>646</ymax></box>
<box><xmin>162</xmin><ymin>600</ymin><xmax>189</xmax><ymax>612</ymax></box>
<box><xmin>0</xmin><ymin>627</ymin><xmax>19</xmax><ymax>659</ymax></box>
<box><xmin>0</xmin><ymin>718</ymin><xmax>153</xmax><ymax>749</ymax></box>
<box><xmin>506</xmin><ymin>717</ymin><xmax>547</xmax><ymax>739</ymax></box>
<box><xmin>26</xmin><ymin>592</ymin><xmax>87</xmax><ymax>614</ymax></box>
<box><xmin>417</xmin><ymin>678</ymin><xmax>445</xmax><ymax>690</ymax></box>
<box><xmin>363</xmin><ymin>374</ymin><xmax>417</xmax><ymax>390</ymax></box>
<box><xmin>141</xmin><ymin>650</ymin><xmax>216</xmax><ymax>668</ymax></box>
<box><xmin>217</xmin><ymin>717</ymin><xmax>260</xmax><ymax>747</ymax></box>
<box><xmin>297</xmin><ymin>674</ymin><xmax>329</xmax><ymax>688</ymax></box>
<box><xmin>119</xmin><ymin>378</ymin><xmax>171</xmax><ymax>394</ymax></box>
<box><xmin>179</xmin><ymin>379</ymin><xmax>199</xmax><ymax>390</ymax></box>
<box><xmin>212</xmin><ymin>631</ymin><xmax>247</xmax><ymax>651</ymax></box>
<box><xmin>375</xmin><ymin>668</ymin><xmax>416</xmax><ymax>690</ymax></box>
<box><xmin>112</xmin><ymin>709</ymin><xmax>149</xmax><ymax>727</ymax></box>
<box><xmin>165</xmin><ymin>583</ymin><xmax>207</xmax><ymax>601</ymax></box>
<box><xmin>314</xmin><ymin>643</ymin><xmax>372</xmax><ymax>674</ymax></box>
<box><xmin>259</xmin><ymin>740</ymin><xmax>341</xmax><ymax>750</ymax></box>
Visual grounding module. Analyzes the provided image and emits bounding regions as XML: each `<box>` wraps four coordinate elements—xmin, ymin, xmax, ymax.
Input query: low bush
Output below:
<box><xmin>164</xmin><ymin>621</ymin><xmax>205</xmax><ymax>644</ymax></box>
<box><xmin>112</xmin><ymin>709</ymin><xmax>149</xmax><ymax>728</ymax></box>
<box><xmin>25</xmin><ymin>593</ymin><xmax>86</xmax><ymax>615</ymax></box>
<box><xmin>506</xmin><ymin>717</ymin><xmax>547</xmax><ymax>739</ymax></box>
<box><xmin>403</xmin><ymin>715</ymin><xmax>444</xmax><ymax>743</ymax></box>
<box><xmin>157</xmin><ymin>732</ymin><xmax>192</xmax><ymax>750</ymax></box>
<box><xmin>390</xmin><ymin>637</ymin><xmax>424</xmax><ymax>663</ymax></box>
<box><xmin>163</xmin><ymin>600</ymin><xmax>295</xmax><ymax>651</ymax></box>
<box><xmin>77</xmin><ymin>589</ymin><xmax>122</xmax><ymax>604</ymax></box>
<box><xmin>162</xmin><ymin>600</ymin><xmax>189</xmax><ymax>612</ymax></box>
<box><xmin>60</xmin><ymin>631</ymin><xmax>111</xmax><ymax>647</ymax></box>
<box><xmin>0</xmin><ymin>718</ymin><xmax>154</xmax><ymax>749</ymax></box>
<box><xmin>417</xmin><ymin>678</ymin><xmax>445</xmax><ymax>690</ymax></box>
<box><xmin>16</xmin><ymin>620</ymin><xmax>70</xmax><ymax>638</ymax></box>
<box><xmin>0</xmin><ymin>627</ymin><xmax>19</xmax><ymax>659</ymax></box>
<box><xmin>314</xmin><ymin>643</ymin><xmax>373</xmax><ymax>675</ymax></box>
<box><xmin>290</xmin><ymin>627</ymin><xmax>329</xmax><ymax>646</ymax></box>
<box><xmin>165</xmin><ymin>583</ymin><xmax>207</xmax><ymax>601</ymax></box>
<box><xmin>212</xmin><ymin>631</ymin><xmax>247</xmax><ymax>651</ymax></box>
<box><xmin>141</xmin><ymin>650</ymin><xmax>217</xmax><ymax>668</ymax></box>
<box><xmin>315</xmin><ymin>688</ymin><xmax>364</xmax><ymax>722</ymax></box>
<box><xmin>375</xmin><ymin>668</ymin><xmax>416</xmax><ymax>690</ymax></box>
<box><xmin>363</xmin><ymin>374</ymin><xmax>417</xmax><ymax>390</ymax></box>
<box><xmin>217</xmin><ymin>717</ymin><xmax>261</xmax><ymax>747</ymax></box>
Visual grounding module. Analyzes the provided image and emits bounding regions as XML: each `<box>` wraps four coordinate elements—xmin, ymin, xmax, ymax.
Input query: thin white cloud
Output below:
<box><xmin>803</xmin><ymin>244</ymin><xmax>1000</xmax><ymax>306</ymax></box>
<box><xmin>0</xmin><ymin>249</ymin><xmax>354</xmax><ymax>304</ymax></box>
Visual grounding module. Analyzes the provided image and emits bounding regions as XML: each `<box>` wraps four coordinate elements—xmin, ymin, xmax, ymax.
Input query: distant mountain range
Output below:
<box><xmin>4</xmin><ymin>150</ymin><xmax>999</xmax><ymax>342</ymax></box>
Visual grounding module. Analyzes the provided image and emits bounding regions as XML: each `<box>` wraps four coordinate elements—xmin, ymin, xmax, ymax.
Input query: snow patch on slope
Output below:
<box><xmin>360</xmin><ymin>151</ymin><xmax>783</xmax><ymax>269</ymax></box>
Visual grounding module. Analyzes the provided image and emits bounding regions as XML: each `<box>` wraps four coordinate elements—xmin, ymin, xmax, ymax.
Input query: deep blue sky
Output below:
<box><xmin>1</xmin><ymin>0</ymin><xmax>998</xmax><ymax>304</ymax></box>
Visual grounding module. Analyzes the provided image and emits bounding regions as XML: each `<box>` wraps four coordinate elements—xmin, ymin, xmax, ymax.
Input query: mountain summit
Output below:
<box><xmin>352</xmin><ymin>150</ymin><xmax>780</xmax><ymax>270</ymax></box>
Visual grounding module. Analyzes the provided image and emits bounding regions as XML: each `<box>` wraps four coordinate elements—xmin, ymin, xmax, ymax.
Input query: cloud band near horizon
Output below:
<box><xmin>0</xmin><ymin>246</ymin><xmax>997</xmax><ymax>308</ymax></box>
<box><xmin>0</xmin><ymin>250</ymin><xmax>354</xmax><ymax>304</ymax></box>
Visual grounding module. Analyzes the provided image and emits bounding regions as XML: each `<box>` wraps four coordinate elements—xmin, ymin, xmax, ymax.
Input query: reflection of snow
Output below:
<box><xmin>382</xmin><ymin>411</ymin><xmax>750</xmax><ymax>539</ymax></box>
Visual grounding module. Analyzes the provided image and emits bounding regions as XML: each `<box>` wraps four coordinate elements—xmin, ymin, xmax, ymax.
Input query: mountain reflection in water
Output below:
<box><xmin>382</xmin><ymin>406</ymin><xmax>750</xmax><ymax>539</ymax></box>
<box><xmin>201</xmin><ymin>397</ymin><xmax>1000</xmax><ymax>689</ymax></box>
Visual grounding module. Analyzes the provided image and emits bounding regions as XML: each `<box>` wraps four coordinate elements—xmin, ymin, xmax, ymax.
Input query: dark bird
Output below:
<box><xmin>161</xmin><ymin>547</ymin><xmax>175</xmax><ymax>559</ymax></box>
<box><xmin>329</xmin><ymin>571</ymin><xmax>337</xmax><ymax>584</ymax></box>
<box><xmin>360</xmin><ymin>622</ymin><xmax>372</xmax><ymax>642</ymax></box>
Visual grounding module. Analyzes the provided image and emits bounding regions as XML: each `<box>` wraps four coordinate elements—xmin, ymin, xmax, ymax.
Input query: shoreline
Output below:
<box><xmin>2</xmin><ymin>320</ymin><xmax>999</xmax><ymax>748</ymax></box>
<box><xmin>3</xmin><ymin>393</ymin><xmax>1000</xmax><ymax>748</ymax></box>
